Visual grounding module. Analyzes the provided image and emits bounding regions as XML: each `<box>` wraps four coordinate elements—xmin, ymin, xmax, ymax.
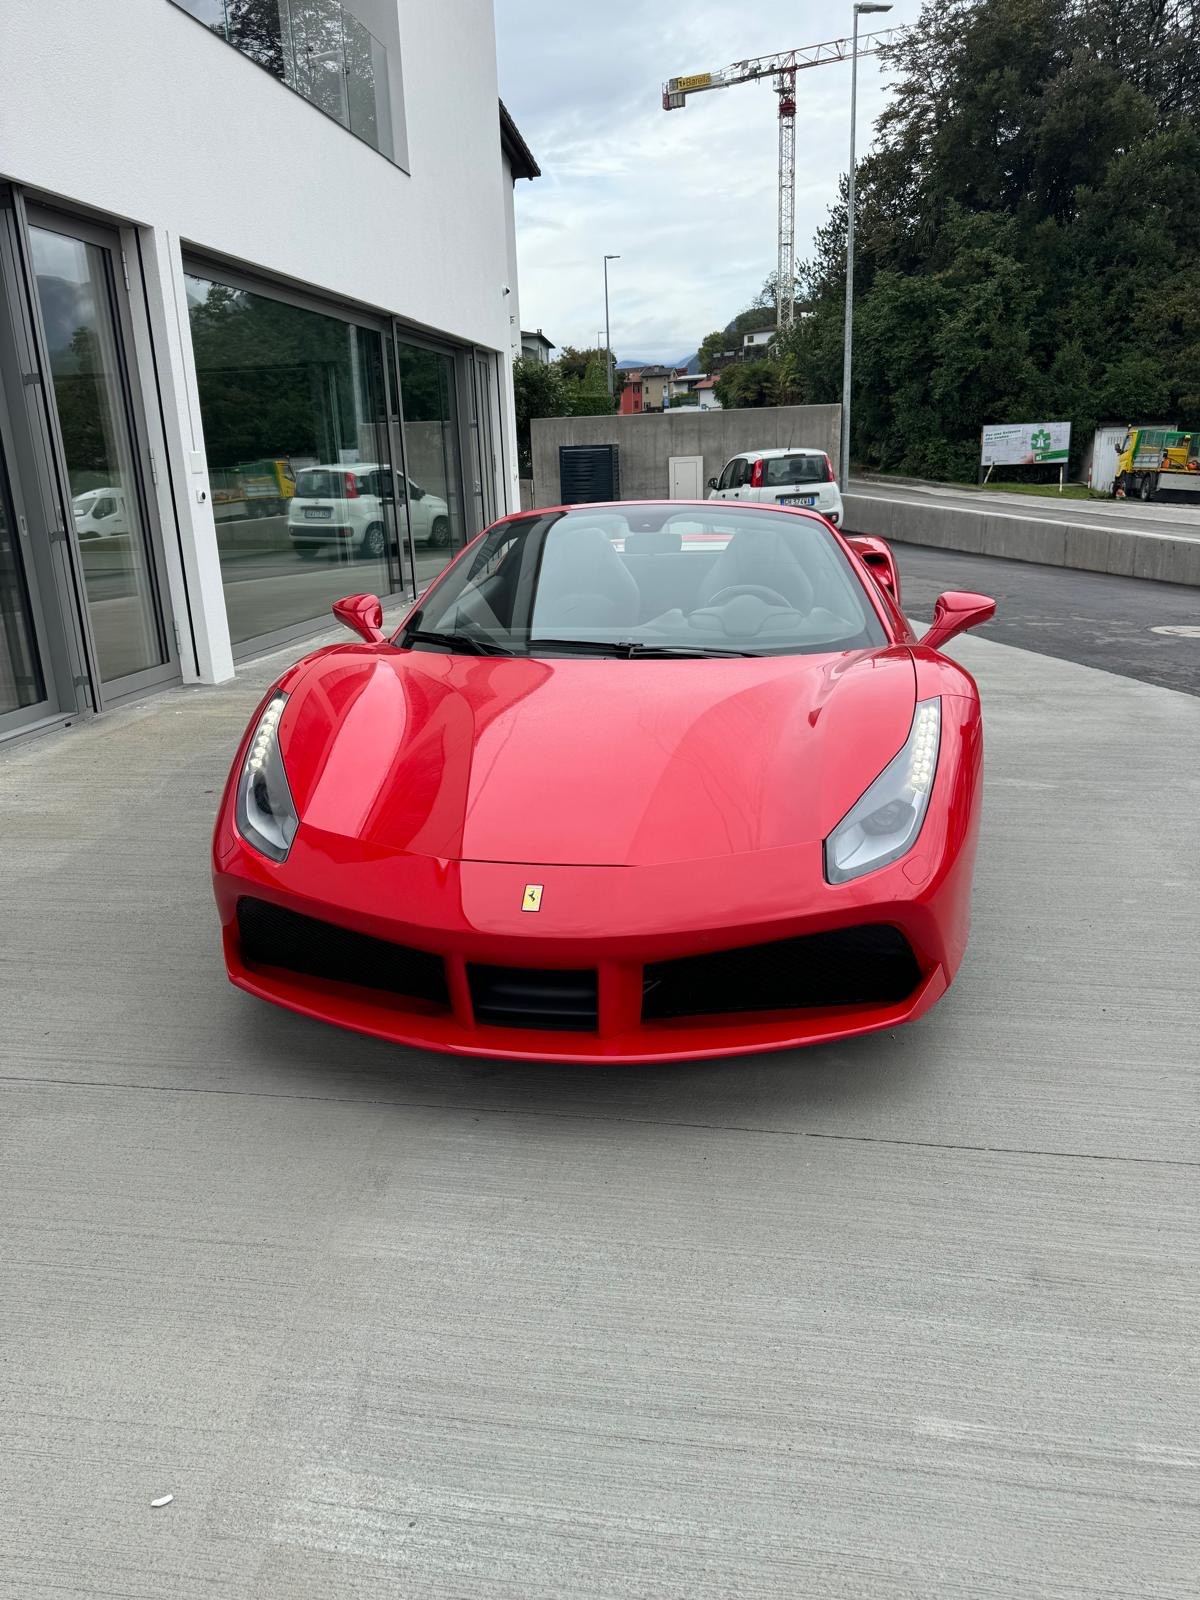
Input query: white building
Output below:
<box><xmin>520</xmin><ymin>329</ymin><xmax>556</xmax><ymax>365</ymax></box>
<box><xmin>743</xmin><ymin>329</ymin><xmax>775</xmax><ymax>356</ymax></box>
<box><xmin>0</xmin><ymin>0</ymin><xmax>537</xmax><ymax>744</ymax></box>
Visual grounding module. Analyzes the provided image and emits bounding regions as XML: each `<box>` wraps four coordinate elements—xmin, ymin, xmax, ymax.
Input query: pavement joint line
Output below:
<box><xmin>3</xmin><ymin>1073</ymin><xmax>1196</xmax><ymax>1170</ymax></box>
<box><xmin>849</xmin><ymin>491</ymin><xmax>1200</xmax><ymax>544</ymax></box>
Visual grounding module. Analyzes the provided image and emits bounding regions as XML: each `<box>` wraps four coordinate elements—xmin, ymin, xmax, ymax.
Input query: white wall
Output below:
<box><xmin>2</xmin><ymin>0</ymin><xmax>511</xmax><ymax>355</ymax></box>
<box><xmin>3</xmin><ymin>0</ymin><xmax>521</xmax><ymax>679</ymax></box>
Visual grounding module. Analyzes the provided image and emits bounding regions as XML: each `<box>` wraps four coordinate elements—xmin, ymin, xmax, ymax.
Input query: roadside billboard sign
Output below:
<box><xmin>980</xmin><ymin>422</ymin><xmax>1071</xmax><ymax>466</ymax></box>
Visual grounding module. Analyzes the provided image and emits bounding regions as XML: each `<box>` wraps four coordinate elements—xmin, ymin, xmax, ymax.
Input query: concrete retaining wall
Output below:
<box><xmin>531</xmin><ymin>404</ymin><xmax>841</xmax><ymax>507</ymax></box>
<box><xmin>844</xmin><ymin>491</ymin><xmax>1200</xmax><ymax>588</ymax></box>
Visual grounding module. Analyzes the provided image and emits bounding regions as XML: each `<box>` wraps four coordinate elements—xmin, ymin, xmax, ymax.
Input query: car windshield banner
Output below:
<box><xmin>980</xmin><ymin>422</ymin><xmax>1071</xmax><ymax>466</ymax></box>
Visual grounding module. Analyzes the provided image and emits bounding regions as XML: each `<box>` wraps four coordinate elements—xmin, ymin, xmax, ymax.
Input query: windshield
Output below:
<box><xmin>765</xmin><ymin>454</ymin><xmax>829</xmax><ymax>485</ymax></box>
<box><xmin>296</xmin><ymin>469</ymin><xmax>358</xmax><ymax>499</ymax></box>
<box><xmin>400</xmin><ymin>505</ymin><xmax>886</xmax><ymax>658</ymax></box>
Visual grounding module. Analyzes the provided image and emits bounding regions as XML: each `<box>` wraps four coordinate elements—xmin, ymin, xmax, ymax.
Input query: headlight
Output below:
<box><xmin>234</xmin><ymin>693</ymin><xmax>298</xmax><ymax>862</ymax></box>
<box><xmin>824</xmin><ymin>698</ymin><xmax>940</xmax><ymax>883</ymax></box>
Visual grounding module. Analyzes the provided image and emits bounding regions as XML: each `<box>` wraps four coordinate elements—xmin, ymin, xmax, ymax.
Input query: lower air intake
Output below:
<box><xmin>642</xmin><ymin>925</ymin><xmax>921</xmax><ymax>1021</ymax></box>
<box><xmin>468</xmin><ymin>965</ymin><xmax>599</xmax><ymax>1032</ymax></box>
<box><xmin>237</xmin><ymin>898</ymin><xmax>449</xmax><ymax>1007</ymax></box>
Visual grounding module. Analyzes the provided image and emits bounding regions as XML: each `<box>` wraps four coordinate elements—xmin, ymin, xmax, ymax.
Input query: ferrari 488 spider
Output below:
<box><xmin>213</xmin><ymin>501</ymin><xmax>995</xmax><ymax>1061</ymax></box>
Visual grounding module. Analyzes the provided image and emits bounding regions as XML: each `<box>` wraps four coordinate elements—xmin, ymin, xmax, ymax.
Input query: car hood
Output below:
<box><xmin>280</xmin><ymin>646</ymin><xmax>917</xmax><ymax>867</ymax></box>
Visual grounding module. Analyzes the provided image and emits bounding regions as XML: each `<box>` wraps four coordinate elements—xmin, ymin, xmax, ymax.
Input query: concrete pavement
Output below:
<box><xmin>1</xmin><ymin>623</ymin><xmax>1198</xmax><ymax>1598</ymax></box>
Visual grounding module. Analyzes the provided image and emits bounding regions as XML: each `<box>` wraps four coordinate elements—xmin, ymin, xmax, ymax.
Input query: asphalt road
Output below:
<box><xmin>1</xmin><ymin>619</ymin><xmax>1197</xmax><ymax>1597</ymax></box>
<box><xmin>894</xmin><ymin>541</ymin><xmax>1200</xmax><ymax>696</ymax></box>
<box><xmin>852</xmin><ymin>476</ymin><xmax>1200</xmax><ymax>542</ymax></box>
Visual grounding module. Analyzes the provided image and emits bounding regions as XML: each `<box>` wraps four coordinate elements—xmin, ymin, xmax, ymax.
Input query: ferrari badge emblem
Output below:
<box><xmin>521</xmin><ymin>884</ymin><xmax>543</xmax><ymax>913</ymax></box>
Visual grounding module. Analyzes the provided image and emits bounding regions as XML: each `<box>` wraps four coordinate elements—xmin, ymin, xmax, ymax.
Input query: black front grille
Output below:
<box><xmin>468</xmin><ymin>964</ymin><xmax>599</xmax><ymax>1032</ymax></box>
<box><xmin>642</xmin><ymin>925</ymin><xmax>921</xmax><ymax>1021</ymax></box>
<box><xmin>237</xmin><ymin>898</ymin><xmax>449</xmax><ymax>1007</ymax></box>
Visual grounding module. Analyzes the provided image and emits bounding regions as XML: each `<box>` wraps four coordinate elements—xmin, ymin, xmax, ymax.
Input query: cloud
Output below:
<box><xmin>497</xmin><ymin>0</ymin><xmax>925</xmax><ymax>362</ymax></box>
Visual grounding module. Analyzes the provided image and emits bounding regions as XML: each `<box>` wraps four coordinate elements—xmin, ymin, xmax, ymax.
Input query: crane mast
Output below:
<box><xmin>663</xmin><ymin>31</ymin><xmax>899</xmax><ymax>330</ymax></box>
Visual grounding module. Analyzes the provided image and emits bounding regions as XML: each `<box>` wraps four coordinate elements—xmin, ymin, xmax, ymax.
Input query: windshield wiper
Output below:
<box><xmin>528</xmin><ymin>638</ymin><xmax>759</xmax><ymax>658</ymax></box>
<box><xmin>620</xmin><ymin>643</ymin><xmax>761</xmax><ymax>658</ymax></box>
<box><xmin>404</xmin><ymin>628</ymin><xmax>513</xmax><ymax>657</ymax></box>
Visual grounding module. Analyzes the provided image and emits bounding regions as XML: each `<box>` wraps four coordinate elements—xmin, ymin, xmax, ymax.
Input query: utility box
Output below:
<box><xmin>559</xmin><ymin>444</ymin><xmax>619</xmax><ymax>504</ymax></box>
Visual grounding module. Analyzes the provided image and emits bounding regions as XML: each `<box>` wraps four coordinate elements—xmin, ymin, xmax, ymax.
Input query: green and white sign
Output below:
<box><xmin>981</xmin><ymin>422</ymin><xmax>1071</xmax><ymax>466</ymax></box>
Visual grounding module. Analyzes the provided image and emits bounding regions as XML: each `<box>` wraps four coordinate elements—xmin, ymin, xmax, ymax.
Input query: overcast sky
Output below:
<box><xmin>495</xmin><ymin>0</ymin><xmax>926</xmax><ymax>363</ymax></box>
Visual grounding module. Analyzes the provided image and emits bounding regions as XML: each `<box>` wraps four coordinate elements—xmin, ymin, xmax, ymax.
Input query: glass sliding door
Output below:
<box><xmin>468</xmin><ymin>352</ymin><xmax>502</xmax><ymax>531</ymax></box>
<box><xmin>395</xmin><ymin>338</ymin><xmax>466</xmax><ymax>588</ymax></box>
<box><xmin>185</xmin><ymin>266</ymin><xmax>401</xmax><ymax>651</ymax></box>
<box><xmin>0</xmin><ymin>430</ymin><xmax>47</xmax><ymax>729</ymax></box>
<box><xmin>27</xmin><ymin>217</ymin><xmax>170</xmax><ymax>691</ymax></box>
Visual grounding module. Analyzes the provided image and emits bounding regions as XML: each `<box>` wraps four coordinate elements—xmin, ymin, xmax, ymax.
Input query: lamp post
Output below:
<box><xmin>840</xmin><ymin>2</ymin><xmax>891</xmax><ymax>490</ymax></box>
<box><xmin>603</xmin><ymin>254</ymin><xmax>620</xmax><ymax>397</ymax></box>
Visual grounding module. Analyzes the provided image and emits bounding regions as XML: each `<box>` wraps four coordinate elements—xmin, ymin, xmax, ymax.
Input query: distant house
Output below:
<box><xmin>695</xmin><ymin>377</ymin><xmax>721</xmax><ymax>411</ymax></box>
<box><xmin>743</xmin><ymin>329</ymin><xmax>775</xmax><ymax>356</ymax></box>
<box><xmin>638</xmin><ymin>365</ymin><xmax>677</xmax><ymax>412</ymax></box>
<box><xmin>666</xmin><ymin>372</ymin><xmax>710</xmax><ymax>406</ymax></box>
<box><xmin>619</xmin><ymin>370</ymin><xmax>645</xmax><ymax>415</ymax></box>
<box><xmin>520</xmin><ymin>328</ymin><xmax>556</xmax><ymax>364</ymax></box>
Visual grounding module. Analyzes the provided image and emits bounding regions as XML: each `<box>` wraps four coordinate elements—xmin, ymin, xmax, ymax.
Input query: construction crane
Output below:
<box><xmin>663</xmin><ymin>31</ymin><xmax>901</xmax><ymax>331</ymax></box>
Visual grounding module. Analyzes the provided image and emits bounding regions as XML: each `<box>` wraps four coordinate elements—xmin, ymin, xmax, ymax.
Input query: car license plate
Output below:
<box><xmin>305</xmin><ymin>507</ymin><xmax>332</xmax><ymax>520</ymax></box>
<box><xmin>780</xmin><ymin>494</ymin><xmax>817</xmax><ymax>506</ymax></box>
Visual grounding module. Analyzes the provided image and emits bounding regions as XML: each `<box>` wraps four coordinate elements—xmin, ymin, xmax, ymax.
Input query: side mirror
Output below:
<box><xmin>332</xmin><ymin>592</ymin><xmax>385</xmax><ymax>643</ymax></box>
<box><xmin>707</xmin><ymin>477</ymin><xmax>719</xmax><ymax>490</ymax></box>
<box><xmin>919</xmin><ymin>591</ymin><xmax>996</xmax><ymax>653</ymax></box>
<box><xmin>409</xmin><ymin>484</ymin><xmax>425</xmax><ymax>501</ymax></box>
<box><xmin>845</xmin><ymin>534</ymin><xmax>901</xmax><ymax>606</ymax></box>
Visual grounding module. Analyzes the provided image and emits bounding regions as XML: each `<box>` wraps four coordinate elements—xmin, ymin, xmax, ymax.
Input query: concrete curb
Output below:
<box><xmin>843</xmin><ymin>492</ymin><xmax>1200</xmax><ymax>587</ymax></box>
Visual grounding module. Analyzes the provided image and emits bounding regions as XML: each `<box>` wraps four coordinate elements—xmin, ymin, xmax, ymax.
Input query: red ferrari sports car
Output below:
<box><xmin>212</xmin><ymin>500</ymin><xmax>994</xmax><ymax>1062</ymax></box>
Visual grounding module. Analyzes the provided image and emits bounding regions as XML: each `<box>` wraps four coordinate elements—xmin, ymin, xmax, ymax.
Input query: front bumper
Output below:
<box><xmin>214</xmin><ymin>742</ymin><xmax>979</xmax><ymax>1063</ymax></box>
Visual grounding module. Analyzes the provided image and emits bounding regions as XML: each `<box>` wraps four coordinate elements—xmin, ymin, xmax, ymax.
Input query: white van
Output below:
<box><xmin>707</xmin><ymin>448</ymin><xmax>844</xmax><ymax>525</ymax></box>
<box><xmin>72</xmin><ymin>487</ymin><xmax>130</xmax><ymax>539</ymax></box>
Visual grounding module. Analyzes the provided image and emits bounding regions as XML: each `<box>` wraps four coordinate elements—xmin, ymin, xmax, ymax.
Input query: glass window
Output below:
<box><xmin>764</xmin><ymin>454</ymin><xmax>829</xmax><ymax>486</ymax></box>
<box><xmin>170</xmin><ymin>0</ymin><xmax>393</xmax><ymax>159</ymax></box>
<box><xmin>0</xmin><ymin>438</ymin><xmax>45</xmax><ymax>716</ymax></box>
<box><xmin>395</xmin><ymin>340</ymin><xmax>466</xmax><ymax>589</ymax></box>
<box><xmin>186</xmin><ymin>271</ymin><xmax>401</xmax><ymax>649</ymax></box>
<box><xmin>29</xmin><ymin>223</ymin><xmax>167</xmax><ymax>687</ymax></box>
<box><xmin>404</xmin><ymin>505</ymin><xmax>886</xmax><ymax>658</ymax></box>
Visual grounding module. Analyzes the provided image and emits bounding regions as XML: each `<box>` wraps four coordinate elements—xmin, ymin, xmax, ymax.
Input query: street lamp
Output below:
<box><xmin>840</xmin><ymin>2</ymin><xmax>891</xmax><ymax>490</ymax></box>
<box><xmin>603</xmin><ymin>255</ymin><xmax>621</xmax><ymax>398</ymax></box>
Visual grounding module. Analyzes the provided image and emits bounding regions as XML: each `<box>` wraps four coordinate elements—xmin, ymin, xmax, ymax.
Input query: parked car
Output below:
<box><xmin>72</xmin><ymin>486</ymin><xmax>130</xmax><ymax>540</ymax></box>
<box><xmin>287</xmin><ymin>464</ymin><xmax>450</xmax><ymax>559</ymax></box>
<box><xmin>708</xmin><ymin>448</ymin><xmax>843</xmax><ymax>524</ymax></box>
<box><xmin>214</xmin><ymin>498</ymin><xmax>996</xmax><ymax>1063</ymax></box>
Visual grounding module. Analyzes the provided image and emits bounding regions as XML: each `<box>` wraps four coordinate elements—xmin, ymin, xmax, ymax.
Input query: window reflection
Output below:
<box><xmin>186</xmin><ymin>273</ymin><xmax>401</xmax><ymax>648</ymax></box>
<box><xmin>395</xmin><ymin>342</ymin><xmax>466</xmax><ymax>588</ymax></box>
<box><xmin>170</xmin><ymin>0</ymin><xmax>392</xmax><ymax>159</ymax></box>
<box><xmin>0</xmin><ymin>441</ymin><xmax>45</xmax><ymax>716</ymax></box>
<box><xmin>29</xmin><ymin>224</ymin><xmax>166</xmax><ymax>685</ymax></box>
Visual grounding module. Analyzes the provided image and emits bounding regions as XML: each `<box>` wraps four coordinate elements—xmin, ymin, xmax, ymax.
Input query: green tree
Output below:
<box><xmin>565</xmin><ymin>354</ymin><xmax>615</xmax><ymax>417</ymax></box>
<box><xmin>785</xmin><ymin>0</ymin><xmax>1200</xmax><ymax>477</ymax></box>
<box><xmin>512</xmin><ymin>356</ymin><xmax>568</xmax><ymax>474</ymax></box>
<box><xmin>714</xmin><ymin>361</ymin><xmax>778</xmax><ymax>410</ymax></box>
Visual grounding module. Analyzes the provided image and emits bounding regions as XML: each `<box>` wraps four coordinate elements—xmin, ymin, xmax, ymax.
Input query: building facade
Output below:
<box><xmin>619</xmin><ymin>370</ymin><xmax>644</xmax><ymax>415</ymax></box>
<box><xmin>520</xmin><ymin>329</ymin><xmax>555</xmax><ymax>364</ymax></box>
<box><xmin>0</xmin><ymin>0</ymin><xmax>534</xmax><ymax>744</ymax></box>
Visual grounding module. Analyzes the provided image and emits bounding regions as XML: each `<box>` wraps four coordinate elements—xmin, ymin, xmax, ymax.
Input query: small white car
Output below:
<box><xmin>72</xmin><ymin>487</ymin><xmax>130</xmax><ymax>539</ymax></box>
<box><xmin>288</xmin><ymin>463</ymin><xmax>450</xmax><ymax>560</ymax></box>
<box><xmin>707</xmin><ymin>448</ymin><xmax>844</xmax><ymax>525</ymax></box>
